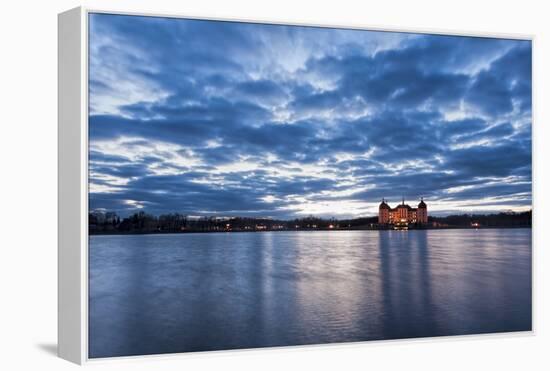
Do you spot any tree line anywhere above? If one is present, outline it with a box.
[89,210,531,234]
[429,211,532,227]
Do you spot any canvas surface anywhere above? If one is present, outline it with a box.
[87,13,532,358]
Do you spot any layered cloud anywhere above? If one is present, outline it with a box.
[88,13,532,218]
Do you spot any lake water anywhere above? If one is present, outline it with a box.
[89,229,531,358]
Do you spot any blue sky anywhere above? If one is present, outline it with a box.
[88,13,532,218]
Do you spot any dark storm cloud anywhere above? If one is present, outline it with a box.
[444,141,531,178]
[88,13,532,217]
[233,80,290,105]
[465,44,532,115]
[300,35,530,116]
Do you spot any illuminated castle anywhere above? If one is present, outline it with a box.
[378,198,428,225]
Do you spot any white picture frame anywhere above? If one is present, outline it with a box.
[58,7,533,365]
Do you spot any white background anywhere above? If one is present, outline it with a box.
[0,0,548,369]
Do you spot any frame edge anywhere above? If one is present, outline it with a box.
[58,6,86,365]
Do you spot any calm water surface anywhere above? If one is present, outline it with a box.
[89,229,531,358]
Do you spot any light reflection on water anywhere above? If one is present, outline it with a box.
[89,229,531,358]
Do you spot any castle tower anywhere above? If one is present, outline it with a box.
[417,197,428,224]
[378,198,390,224]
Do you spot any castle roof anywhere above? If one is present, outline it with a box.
[379,199,390,209]
[380,198,425,211]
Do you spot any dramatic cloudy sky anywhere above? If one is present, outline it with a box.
[88,13,532,218]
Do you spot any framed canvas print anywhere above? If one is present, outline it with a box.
[58,7,533,364]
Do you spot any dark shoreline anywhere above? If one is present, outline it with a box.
[89,225,532,236]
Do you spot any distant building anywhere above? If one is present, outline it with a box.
[378,198,428,225]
